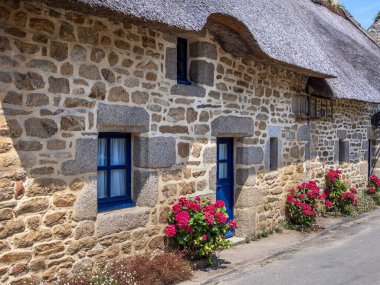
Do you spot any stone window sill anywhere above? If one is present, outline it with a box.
[96,206,150,237]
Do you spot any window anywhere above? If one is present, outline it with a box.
[97,133,134,211]
[338,139,349,165]
[177,37,190,84]
[292,94,333,119]
[269,138,278,171]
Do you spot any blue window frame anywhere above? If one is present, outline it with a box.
[97,133,134,211]
[177,37,191,85]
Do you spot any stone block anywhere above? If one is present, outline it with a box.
[133,136,176,168]
[209,166,217,191]
[25,118,57,138]
[97,103,149,133]
[165,47,176,80]
[15,198,49,216]
[26,93,49,107]
[236,168,256,186]
[203,146,216,164]
[236,147,264,165]
[134,170,158,207]
[48,76,70,94]
[26,178,66,196]
[190,42,217,60]
[60,115,85,131]
[297,125,311,141]
[73,177,97,221]
[211,116,254,137]
[337,129,347,140]
[235,208,257,238]
[189,60,214,86]
[235,187,262,208]
[170,84,206,97]
[268,125,281,137]
[96,207,150,237]
[61,138,97,175]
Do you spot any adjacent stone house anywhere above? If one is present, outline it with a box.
[0,0,379,283]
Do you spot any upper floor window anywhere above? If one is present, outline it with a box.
[97,133,134,211]
[292,94,333,119]
[177,37,190,85]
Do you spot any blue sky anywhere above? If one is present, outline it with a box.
[340,0,380,29]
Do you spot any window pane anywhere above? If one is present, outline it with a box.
[219,144,228,160]
[98,138,107,166]
[110,169,127,197]
[110,138,126,165]
[218,162,228,179]
[97,171,107,198]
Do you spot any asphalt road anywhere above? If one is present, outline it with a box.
[216,213,380,285]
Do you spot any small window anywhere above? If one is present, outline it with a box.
[338,139,349,165]
[97,133,134,211]
[270,138,279,171]
[177,37,190,84]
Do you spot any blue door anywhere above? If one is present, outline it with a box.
[216,138,234,238]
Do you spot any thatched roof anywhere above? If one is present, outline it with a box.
[38,0,380,103]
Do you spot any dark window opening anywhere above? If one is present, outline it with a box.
[292,94,333,119]
[338,139,349,165]
[97,133,134,211]
[177,37,190,85]
[270,138,279,171]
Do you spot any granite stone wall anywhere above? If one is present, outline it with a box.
[0,1,379,283]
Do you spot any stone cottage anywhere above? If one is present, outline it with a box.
[0,0,379,283]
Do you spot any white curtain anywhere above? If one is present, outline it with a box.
[110,138,126,197]
[98,138,107,166]
[97,171,107,198]
[111,170,126,197]
[111,138,126,165]
[97,138,107,198]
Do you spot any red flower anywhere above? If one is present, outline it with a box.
[178,197,187,205]
[290,188,295,195]
[204,205,216,215]
[186,201,202,212]
[172,203,182,214]
[215,212,227,223]
[202,234,207,240]
[228,220,238,229]
[215,200,225,208]
[369,187,376,194]
[325,200,333,209]
[204,212,214,225]
[194,196,201,202]
[175,211,190,228]
[349,188,357,194]
[165,225,177,237]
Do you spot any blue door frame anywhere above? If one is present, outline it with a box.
[216,138,234,238]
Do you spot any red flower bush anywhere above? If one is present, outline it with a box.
[367,175,380,195]
[324,168,358,215]
[286,181,325,227]
[165,196,237,259]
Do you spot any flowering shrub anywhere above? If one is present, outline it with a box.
[324,168,358,215]
[286,181,325,227]
[367,175,380,195]
[165,196,238,260]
